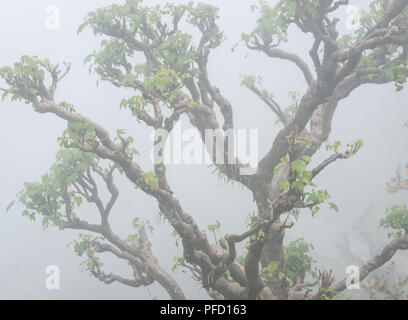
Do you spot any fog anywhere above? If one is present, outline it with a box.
[0,0,407,299]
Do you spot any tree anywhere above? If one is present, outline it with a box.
[1,0,408,300]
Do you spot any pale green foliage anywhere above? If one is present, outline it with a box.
[171,229,181,248]
[59,101,76,112]
[155,32,196,73]
[120,95,149,121]
[126,218,153,246]
[274,155,332,216]
[207,220,222,244]
[260,238,315,286]
[242,212,265,250]
[144,67,184,96]
[0,56,47,105]
[382,61,408,92]
[362,262,408,300]
[338,1,391,49]
[337,1,408,91]
[84,38,134,78]
[243,0,319,47]
[284,238,315,284]
[58,119,97,150]
[172,256,186,273]
[282,91,300,123]
[341,0,402,47]
[380,204,408,238]
[77,0,227,125]
[79,0,224,95]
[236,252,247,267]
[240,75,261,89]
[261,261,280,281]
[207,220,221,233]
[0,56,72,106]
[143,172,159,189]
[69,234,103,273]
[114,128,139,157]
[14,149,98,230]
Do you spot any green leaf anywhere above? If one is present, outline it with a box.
[6,200,15,212]
[291,160,307,175]
[74,196,83,207]
[280,180,290,191]
[329,202,339,213]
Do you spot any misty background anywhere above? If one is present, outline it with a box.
[0,0,407,299]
